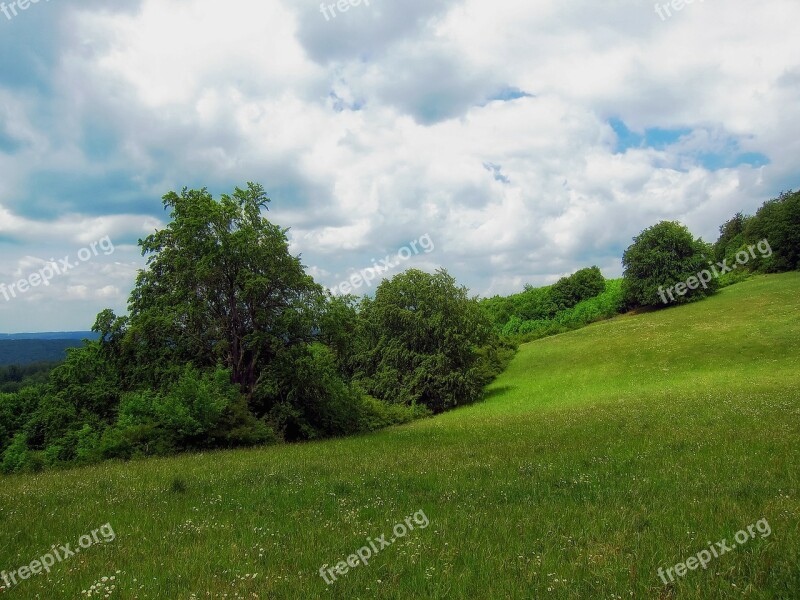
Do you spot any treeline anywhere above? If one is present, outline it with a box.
[0,339,85,367]
[0,362,58,393]
[622,189,800,307]
[1,185,797,474]
[713,190,800,272]
[482,189,800,338]
[480,267,625,342]
[0,184,513,474]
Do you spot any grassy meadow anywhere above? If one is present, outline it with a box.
[1,273,798,599]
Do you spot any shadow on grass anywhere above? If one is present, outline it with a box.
[481,386,514,401]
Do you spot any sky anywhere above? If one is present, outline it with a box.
[0,0,799,332]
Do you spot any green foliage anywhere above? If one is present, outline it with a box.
[550,266,606,311]
[0,361,58,393]
[711,190,799,282]
[356,395,432,433]
[622,221,717,307]
[112,367,276,455]
[23,393,78,451]
[743,190,800,272]
[49,343,122,420]
[713,212,750,263]
[0,387,39,457]
[356,269,497,413]
[482,266,621,344]
[500,279,625,342]
[1,432,30,474]
[499,315,524,337]
[261,344,366,441]
[74,424,102,464]
[514,285,558,321]
[317,294,362,377]
[555,279,624,326]
[158,367,230,440]
[126,183,324,393]
[472,338,518,385]
[482,266,610,337]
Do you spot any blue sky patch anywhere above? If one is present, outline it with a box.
[609,118,770,170]
[483,162,510,184]
[609,118,692,152]
[481,87,534,106]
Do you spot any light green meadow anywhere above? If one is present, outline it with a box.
[1,273,798,599]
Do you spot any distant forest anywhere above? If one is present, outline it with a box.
[0,362,57,393]
[0,340,87,367]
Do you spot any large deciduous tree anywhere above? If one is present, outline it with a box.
[124,183,323,395]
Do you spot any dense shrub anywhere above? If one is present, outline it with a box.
[713,213,749,263]
[356,396,432,432]
[112,367,275,453]
[1,433,30,474]
[472,338,518,385]
[743,190,800,272]
[0,387,39,457]
[482,266,609,334]
[23,393,78,451]
[516,286,558,321]
[622,221,717,308]
[550,266,606,311]
[356,269,498,413]
[262,344,366,441]
[500,279,624,342]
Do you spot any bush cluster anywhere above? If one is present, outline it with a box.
[0,185,508,474]
[481,266,614,340]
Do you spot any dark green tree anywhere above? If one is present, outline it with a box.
[744,190,800,272]
[713,212,749,262]
[550,266,606,311]
[622,221,717,307]
[355,269,497,413]
[125,183,323,395]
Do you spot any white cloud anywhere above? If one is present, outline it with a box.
[1,0,800,329]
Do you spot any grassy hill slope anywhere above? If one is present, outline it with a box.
[1,273,798,599]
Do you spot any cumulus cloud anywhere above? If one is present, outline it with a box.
[0,0,799,330]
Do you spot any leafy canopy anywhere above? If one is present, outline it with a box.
[622,221,717,307]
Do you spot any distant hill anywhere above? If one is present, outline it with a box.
[0,331,97,341]
[0,332,98,366]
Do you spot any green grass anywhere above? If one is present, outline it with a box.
[1,273,799,599]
